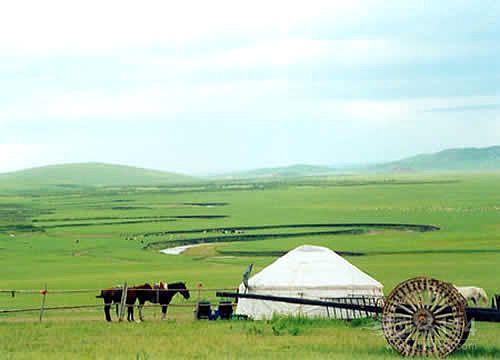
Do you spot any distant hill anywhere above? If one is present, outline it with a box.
[376,146,500,172]
[216,146,500,179]
[0,163,195,188]
[218,164,335,179]
[2,146,498,190]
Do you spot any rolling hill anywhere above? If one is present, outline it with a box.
[217,146,500,178]
[2,146,498,189]
[376,146,500,172]
[217,164,336,179]
[0,163,195,188]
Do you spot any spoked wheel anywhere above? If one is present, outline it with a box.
[382,277,467,357]
[458,313,471,348]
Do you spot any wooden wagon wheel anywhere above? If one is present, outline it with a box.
[382,277,467,357]
[458,312,471,347]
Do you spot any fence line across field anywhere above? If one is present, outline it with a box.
[1,301,227,315]
[2,284,383,322]
[2,287,382,294]
[0,287,239,295]
[0,283,238,321]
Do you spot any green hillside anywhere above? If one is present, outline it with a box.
[0,162,195,188]
[218,164,335,179]
[377,146,500,172]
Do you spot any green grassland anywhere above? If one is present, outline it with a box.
[0,172,499,359]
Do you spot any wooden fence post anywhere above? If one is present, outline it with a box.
[39,284,48,323]
[194,282,202,319]
[197,283,202,303]
[118,282,128,322]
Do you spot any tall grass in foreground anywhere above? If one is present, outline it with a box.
[1,319,499,359]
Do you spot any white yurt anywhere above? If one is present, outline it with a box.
[235,245,383,319]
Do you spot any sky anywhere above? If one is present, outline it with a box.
[0,0,499,174]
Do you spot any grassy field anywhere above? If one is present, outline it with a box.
[1,173,499,359]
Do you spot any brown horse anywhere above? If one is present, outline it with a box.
[96,284,151,322]
[135,282,190,321]
[97,282,190,322]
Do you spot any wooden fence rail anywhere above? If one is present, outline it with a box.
[1,302,229,315]
[0,288,237,294]
[0,283,237,322]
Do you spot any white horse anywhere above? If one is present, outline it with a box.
[454,286,489,306]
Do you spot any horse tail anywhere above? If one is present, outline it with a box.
[96,290,105,298]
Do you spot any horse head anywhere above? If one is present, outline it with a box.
[168,282,190,300]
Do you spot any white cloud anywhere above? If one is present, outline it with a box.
[317,95,500,126]
[117,38,332,74]
[0,1,366,55]
[0,79,291,122]
[2,85,497,125]
[209,38,331,67]
[0,144,51,173]
[202,38,408,68]
[418,96,500,112]
[118,35,465,78]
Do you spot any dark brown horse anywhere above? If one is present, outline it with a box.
[135,282,190,321]
[97,282,190,322]
[96,284,151,322]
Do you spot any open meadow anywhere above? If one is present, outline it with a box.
[1,173,499,359]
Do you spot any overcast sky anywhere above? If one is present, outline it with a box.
[1,0,499,174]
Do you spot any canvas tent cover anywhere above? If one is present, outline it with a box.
[236,245,383,319]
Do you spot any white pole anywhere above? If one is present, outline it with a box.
[118,282,128,322]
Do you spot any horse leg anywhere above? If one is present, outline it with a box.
[138,305,144,322]
[161,305,168,320]
[139,301,145,322]
[115,304,119,317]
[104,305,112,322]
[128,305,134,322]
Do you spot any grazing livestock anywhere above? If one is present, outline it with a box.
[97,282,190,322]
[96,284,151,322]
[455,286,489,306]
[136,282,190,321]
